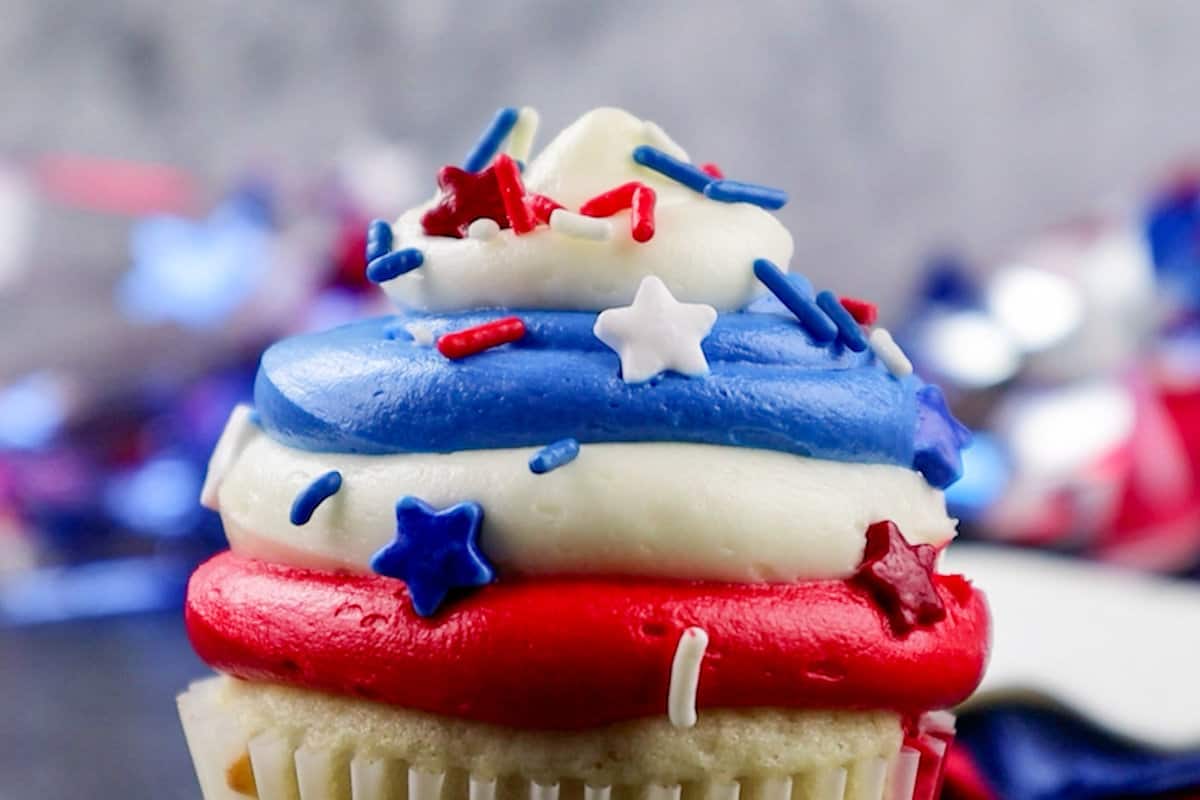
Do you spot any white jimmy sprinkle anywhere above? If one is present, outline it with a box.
[667,626,709,727]
[466,217,501,240]
[549,209,613,241]
[870,327,913,378]
[505,106,541,164]
[404,322,436,347]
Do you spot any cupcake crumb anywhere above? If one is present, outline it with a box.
[225,750,258,797]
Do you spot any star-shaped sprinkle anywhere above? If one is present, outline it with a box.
[852,520,946,636]
[593,276,717,384]
[369,496,494,617]
[420,165,510,238]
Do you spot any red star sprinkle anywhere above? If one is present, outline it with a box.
[839,296,878,327]
[852,520,946,636]
[420,164,511,238]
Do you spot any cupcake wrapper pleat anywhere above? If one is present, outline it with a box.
[179,678,951,800]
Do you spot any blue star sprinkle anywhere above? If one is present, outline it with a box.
[369,496,495,617]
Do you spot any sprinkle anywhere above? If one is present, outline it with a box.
[365,219,393,263]
[703,179,788,210]
[816,290,869,352]
[668,627,708,727]
[752,258,838,343]
[549,209,613,241]
[463,107,520,173]
[851,520,944,635]
[579,181,639,217]
[699,162,725,179]
[289,471,343,526]
[437,316,526,359]
[370,497,493,617]
[492,155,536,234]
[594,276,717,383]
[840,296,878,326]
[631,185,656,242]
[367,248,424,283]
[632,146,713,193]
[200,404,257,512]
[505,106,540,164]
[466,218,500,240]
[527,193,564,225]
[870,327,913,378]
[404,322,435,346]
[529,438,580,474]
[421,165,509,238]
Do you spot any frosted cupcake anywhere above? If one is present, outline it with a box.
[180,107,988,800]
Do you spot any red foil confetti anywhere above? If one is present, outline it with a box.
[631,184,657,242]
[437,317,527,360]
[840,296,879,327]
[492,154,536,234]
[579,181,640,217]
[699,162,725,179]
[420,165,509,238]
[852,520,946,636]
[526,193,564,225]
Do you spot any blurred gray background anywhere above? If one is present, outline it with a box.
[5,1,1200,796]
[6,0,1200,308]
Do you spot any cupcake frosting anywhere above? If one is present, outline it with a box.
[381,108,793,312]
[189,105,988,732]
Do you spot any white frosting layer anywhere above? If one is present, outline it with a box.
[381,108,794,312]
[211,425,957,583]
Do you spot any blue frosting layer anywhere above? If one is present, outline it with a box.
[253,307,968,487]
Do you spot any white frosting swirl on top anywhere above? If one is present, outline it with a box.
[208,423,957,584]
[380,108,794,312]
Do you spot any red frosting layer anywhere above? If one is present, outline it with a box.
[187,552,990,731]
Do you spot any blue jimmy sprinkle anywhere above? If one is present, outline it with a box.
[529,438,581,474]
[365,219,394,263]
[752,258,838,343]
[463,107,520,173]
[815,290,869,352]
[632,145,714,193]
[704,179,788,210]
[289,470,343,526]
[367,248,424,283]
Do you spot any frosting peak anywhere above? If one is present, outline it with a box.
[380,108,794,312]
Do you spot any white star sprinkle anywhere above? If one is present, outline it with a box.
[593,276,717,383]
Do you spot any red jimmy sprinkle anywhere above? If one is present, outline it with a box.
[840,297,879,327]
[492,155,536,234]
[437,317,527,360]
[631,184,656,242]
[699,162,725,179]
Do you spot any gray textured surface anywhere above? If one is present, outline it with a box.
[5,2,1200,796]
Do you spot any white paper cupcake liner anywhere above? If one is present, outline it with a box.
[179,678,954,800]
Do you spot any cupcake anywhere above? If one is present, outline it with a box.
[179,106,989,800]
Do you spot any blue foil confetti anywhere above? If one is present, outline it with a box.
[463,107,520,173]
[529,438,581,474]
[289,471,343,526]
[752,258,838,343]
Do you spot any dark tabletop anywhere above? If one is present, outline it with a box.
[0,612,205,799]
